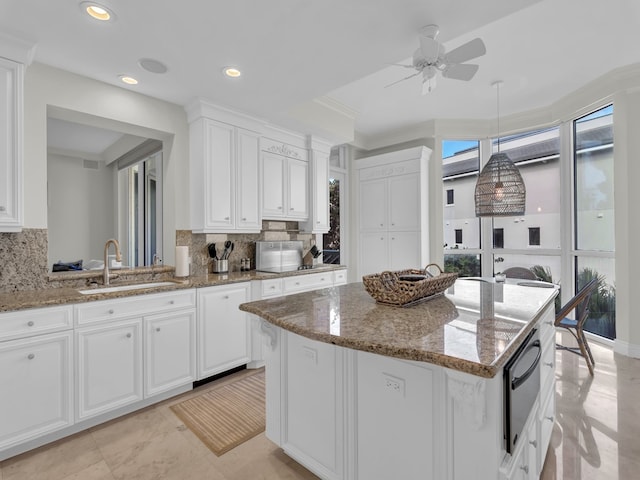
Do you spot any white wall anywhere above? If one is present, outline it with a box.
[24,63,189,265]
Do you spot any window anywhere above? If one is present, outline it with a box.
[574,104,615,339]
[323,177,341,264]
[446,189,454,205]
[528,227,540,246]
[493,228,504,249]
[455,229,463,244]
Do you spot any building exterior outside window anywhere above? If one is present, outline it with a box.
[528,227,541,246]
[493,228,504,249]
[446,189,454,205]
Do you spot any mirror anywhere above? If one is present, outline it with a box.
[47,110,164,271]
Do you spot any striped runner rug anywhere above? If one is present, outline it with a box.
[170,370,265,456]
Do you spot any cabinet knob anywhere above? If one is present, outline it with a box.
[225,217,230,220]
[223,295,229,299]
[169,300,175,304]
[27,321,34,327]
[242,217,247,221]
[290,207,294,210]
[126,333,132,338]
[391,237,395,240]
[156,327,161,332]
[380,237,384,240]
[545,320,553,326]
[529,440,538,448]
[520,465,529,474]
[295,282,300,285]
[108,309,115,314]
[277,206,282,210]
[544,361,554,368]
[270,286,276,289]
[321,278,326,281]
[27,353,35,360]
[546,416,554,422]
[0,206,5,212]
[380,223,383,227]
[391,223,395,226]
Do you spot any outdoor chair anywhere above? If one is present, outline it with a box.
[555,278,599,375]
[502,266,538,280]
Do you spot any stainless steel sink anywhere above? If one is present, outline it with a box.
[78,281,178,295]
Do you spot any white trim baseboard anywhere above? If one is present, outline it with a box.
[613,339,640,359]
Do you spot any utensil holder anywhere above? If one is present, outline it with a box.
[212,259,228,273]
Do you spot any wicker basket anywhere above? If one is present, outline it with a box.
[362,263,458,307]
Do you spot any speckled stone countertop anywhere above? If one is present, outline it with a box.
[239,279,558,378]
[0,265,346,313]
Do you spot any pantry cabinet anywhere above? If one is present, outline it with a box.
[301,149,330,233]
[356,146,431,278]
[189,117,261,233]
[0,56,24,232]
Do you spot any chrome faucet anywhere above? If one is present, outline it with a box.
[103,238,122,286]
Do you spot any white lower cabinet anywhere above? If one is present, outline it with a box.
[284,332,344,480]
[144,309,196,397]
[356,351,435,480]
[0,330,73,450]
[197,282,250,379]
[76,319,143,420]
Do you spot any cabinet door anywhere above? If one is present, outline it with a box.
[262,152,285,217]
[389,231,421,270]
[359,232,389,277]
[359,178,387,231]
[0,331,73,450]
[389,174,420,231]
[356,351,435,480]
[308,152,329,232]
[204,119,235,229]
[76,319,143,420]
[288,158,308,218]
[236,128,261,231]
[0,57,23,232]
[144,309,196,397]
[197,283,250,379]
[285,332,343,478]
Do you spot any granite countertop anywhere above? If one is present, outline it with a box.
[0,264,346,313]
[239,279,558,378]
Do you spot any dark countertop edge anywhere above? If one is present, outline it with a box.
[0,265,347,313]
[239,285,558,379]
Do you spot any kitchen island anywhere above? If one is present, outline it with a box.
[240,279,558,480]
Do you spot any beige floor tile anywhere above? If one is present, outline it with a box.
[1,431,103,480]
[60,460,115,480]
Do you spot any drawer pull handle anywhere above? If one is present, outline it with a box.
[156,327,161,332]
[27,353,35,360]
[108,309,115,314]
[27,321,34,327]
[126,333,132,338]
[520,465,529,474]
[529,440,538,448]
[544,361,554,368]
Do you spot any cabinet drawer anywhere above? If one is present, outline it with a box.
[333,270,347,286]
[261,278,283,298]
[283,272,332,293]
[0,306,73,342]
[75,290,196,326]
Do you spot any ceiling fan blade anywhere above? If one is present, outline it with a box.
[444,38,486,65]
[419,36,440,62]
[387,63,415,69]
[384,72,421,88]
[442,63,479,81]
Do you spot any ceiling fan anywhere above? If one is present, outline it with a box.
[387,25,486,94]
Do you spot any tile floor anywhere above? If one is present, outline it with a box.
[1,334,638,480]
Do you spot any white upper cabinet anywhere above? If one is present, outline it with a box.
[301,149,330,233]
[0,56,25,232]
[261,139,309,221]
[189,115,261,233]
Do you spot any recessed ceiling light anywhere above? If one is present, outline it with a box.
[223,67,242,78]
[138,58,168,74]
[119,75,138,85]
[80,2,115,21]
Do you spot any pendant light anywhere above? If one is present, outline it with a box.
[474,81,526,217]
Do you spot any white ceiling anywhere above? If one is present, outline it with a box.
[2,0,640,148]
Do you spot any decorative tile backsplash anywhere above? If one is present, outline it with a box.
[0,222,317,293]
[180,220,315,277]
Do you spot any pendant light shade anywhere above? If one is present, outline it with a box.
[474,81,526,217]
[474,152,526,216]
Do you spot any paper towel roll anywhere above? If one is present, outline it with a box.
[175,246,189,277]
